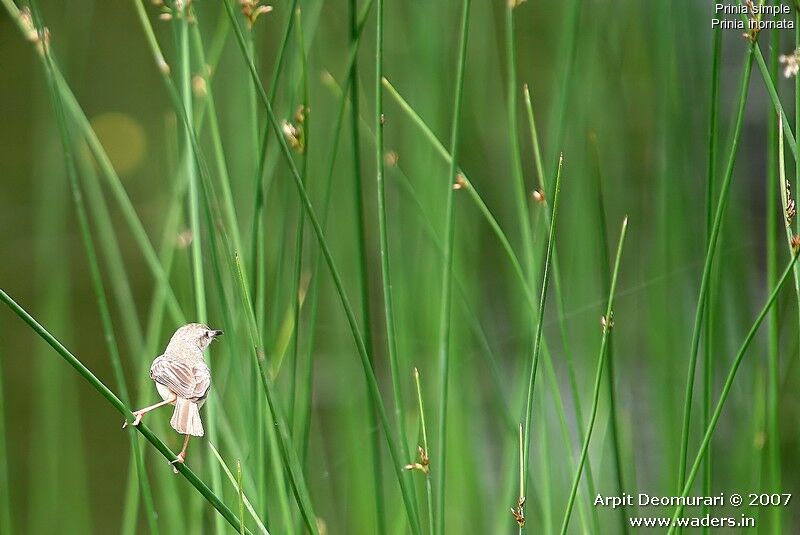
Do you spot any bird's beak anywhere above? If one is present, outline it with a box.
[211,330,223,338]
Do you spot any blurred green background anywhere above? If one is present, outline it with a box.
[1,0,799,533]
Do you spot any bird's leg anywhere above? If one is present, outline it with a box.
[123,393,177,428]
[170,434,191,473]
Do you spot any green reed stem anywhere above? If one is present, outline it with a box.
[588,132,627,534]
[560,217,629,534]
[521,156,563,520]
[677,43,754,491]
[223,1,421,531]
[413,368,435,534]
[375,0,419,529]
[207,443,270,535]
[34,12,159,533]
[668,251,800,532]
[434,1,472,533]
[765,19,782,535]
[702,25,722,531]
[0,289,252,534]
[352,0,389,530]
[232,253,313,534]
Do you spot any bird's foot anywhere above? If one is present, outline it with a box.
[122,411,144,429]
[170,452,186,474]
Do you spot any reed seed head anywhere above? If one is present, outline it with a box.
[780,48,800,78]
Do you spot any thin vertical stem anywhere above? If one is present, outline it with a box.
[702,25,722,532]
[232,254,313,534]
[251,0,299,333]
[589,133,627,533]
[546,0,582,179]
[238,459,246,535]
[677,43,755,491]
[505,6,534,278]
[350,0,388,530]
[765,16,781,535]
[33,10,159,533]
[177,8,226,534]
[434,1,472,532]
[289,4,309,430]
[375,0,419,529]
[517,424,524,535]
[668,252,800,533]
[525,83,601,533]
[560,217,629,534]
[413,368,434,534]
[521,157,563,522]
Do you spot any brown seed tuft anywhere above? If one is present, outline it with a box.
[511,496,526,527]
[601,312,614,333]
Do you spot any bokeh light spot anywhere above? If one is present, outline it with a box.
[89,112,146,175]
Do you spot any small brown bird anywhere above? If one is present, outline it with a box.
[123,323,222,468]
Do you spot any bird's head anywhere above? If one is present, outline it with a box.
[170,322,223,351]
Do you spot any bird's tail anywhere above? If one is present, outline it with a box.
[170,398,204,437]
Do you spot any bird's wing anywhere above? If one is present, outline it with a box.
[150,355,211,401]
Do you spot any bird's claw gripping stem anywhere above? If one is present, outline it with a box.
[122,411,144,429]
[170,452,185,474]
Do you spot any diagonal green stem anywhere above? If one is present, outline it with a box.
[222,1,421,531]
[0,289,252,534]
[702,25,722,532]
[524,83,601,532]
[521,157,563,518]
[588,132,627,534]
[668,251,800,532]
[677,43,754,491]
[207,443,270,535]
[730,2,798,163]
[232,254,316,534]
[560,217,629,534]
